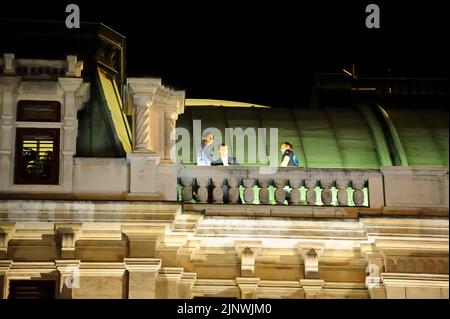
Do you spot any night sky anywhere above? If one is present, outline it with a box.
[0,0,448,107]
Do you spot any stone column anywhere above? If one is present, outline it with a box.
[164,109,178,162]
[127,78,184,200]
[133,95,154,152]
[55,260,80,299]
[0,77,20,191]
[124,258,161,299]
[58,77,84,193]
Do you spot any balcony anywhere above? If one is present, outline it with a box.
[177,165,448,218]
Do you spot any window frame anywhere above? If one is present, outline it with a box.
[14,127,60,185]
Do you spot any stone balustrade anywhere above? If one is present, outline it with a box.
[1,53,83,78]
[178,166,382,207]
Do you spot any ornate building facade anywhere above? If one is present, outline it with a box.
[0,23,448,299]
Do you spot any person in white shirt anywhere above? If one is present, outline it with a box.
[197,132,214,166]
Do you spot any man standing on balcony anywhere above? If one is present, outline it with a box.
[280,142,300,167]
[212,143,239,166]
[197,132,215,166]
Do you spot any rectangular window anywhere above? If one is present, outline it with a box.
[8,280,56,299]
[17,100,61,122]
[14,128,60,185]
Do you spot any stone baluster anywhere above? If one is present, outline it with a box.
[352,180,365,206]
[289,179,302,205]
[274,179,287,205]
[320,180,333,206]
[336,179,349,206]
[227,177,240,204]
[181,178,193,203]
[211,178,224,204]
[196,178,209,203]
[305,180,318,205]
[242,179,255,204]
[258,179,270,205]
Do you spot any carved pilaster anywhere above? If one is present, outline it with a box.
[164,110,178,161]
[55,223,82,259]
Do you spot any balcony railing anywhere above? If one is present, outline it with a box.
[178,166,383,207]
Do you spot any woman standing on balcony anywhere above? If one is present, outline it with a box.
[280,142,300,167]
[197,132,215,166]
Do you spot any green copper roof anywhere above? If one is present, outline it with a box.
[175,103,448,168]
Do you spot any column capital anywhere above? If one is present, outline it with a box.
[54,223,82,259]
[65,55,83,77]
[127,77,162,95]
[0,260,13,272]
[300,279,324,299]
[236,277,260,299]
[2,53,15,74]
[124,258,162,272]
[153,86,185,115]
[58,77,83,92]
[55,260,81,271]
[0,76,21,90]
[158,267,184,280]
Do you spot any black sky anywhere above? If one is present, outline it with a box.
[0,0,448,107]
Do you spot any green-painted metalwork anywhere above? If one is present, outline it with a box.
[357,103,393,167]
[376,105,409,166]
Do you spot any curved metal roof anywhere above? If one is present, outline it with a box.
[176,101,448,168]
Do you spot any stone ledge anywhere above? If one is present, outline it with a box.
[184,204,448,218]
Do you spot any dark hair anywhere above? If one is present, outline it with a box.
[282,142,293,149]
